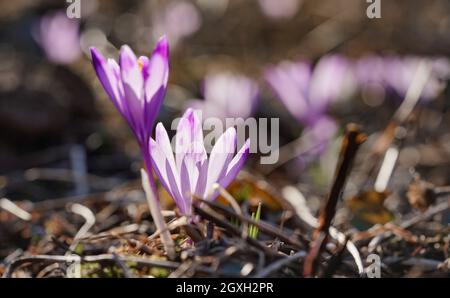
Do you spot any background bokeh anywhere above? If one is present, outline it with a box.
[0,0,449,206]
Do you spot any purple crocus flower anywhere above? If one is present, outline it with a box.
[188,72,259,121]
[90,37,175,257]
[34,11,81,65]
[265,55,353,127]
[354,55,387,89]
[90,36,169,156]
[149,108,250,215]
[265,56,353,165]
[257,0,303,20]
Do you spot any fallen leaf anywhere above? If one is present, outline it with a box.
[347,190,394,230]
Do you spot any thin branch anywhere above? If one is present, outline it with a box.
[253,250,306,278]
[0,198,32,221]
[213,183,249,238]
[193,204,278,256]
[304,124,366,277]
[112,252,134,278]
[196,198,306,249]
[66,203,96,254]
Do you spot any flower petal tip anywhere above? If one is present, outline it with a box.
[157,35,169,46]
[120,45,139,65]
[155,35,170,57]
[90,47,103,63]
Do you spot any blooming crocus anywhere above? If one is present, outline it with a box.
[265,56,353,166]
[34,11,81,65]
[149,108,250,215]
[90,37,175,258]
[90,36,169,157]
[188,72,259,121]
[265,55,354,127]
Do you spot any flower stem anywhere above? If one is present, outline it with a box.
[140,168,176,260]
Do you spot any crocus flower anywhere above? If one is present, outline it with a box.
[152,1,202,48]
[265,55,354,127]
[257,0,303,20]
[188,72,259,121]
[265,56,353,166]
[90,37,175,257]
[354,55,387,90]
[34,11,81,65]
[149,108,250,215]
[90,36,169,156]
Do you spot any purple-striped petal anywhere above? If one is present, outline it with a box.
[149,132,186,214]
[90,48,123,112]
[144,36,169,102]
[179,159,192,214]
[218,138,251,190]
[155,123,178,174]
[149,138,173,194]
[120,45,144,102]
[165,159,188,214]
[175,109,207,168]
[204,127,236,198]
[119,45,145,142]
[149,123,179,199]
[175,109,207,194]
[207,139,251,201]
[194,159,208,198]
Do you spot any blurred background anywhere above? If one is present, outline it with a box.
[0,0,449,212]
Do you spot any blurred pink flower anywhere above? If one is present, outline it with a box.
[152,1,202,47]
[265,55,354,167]
[354,55,387,89]
[431,57,450,80]
[34,11,81,65]
[294,115,338,168]
[265,55,354,126]
[306,115,338,155]
[257,0,303,20]
[188,72,259,120]
[383,56,449,100]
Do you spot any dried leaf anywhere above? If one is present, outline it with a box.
[347,190,394,229]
